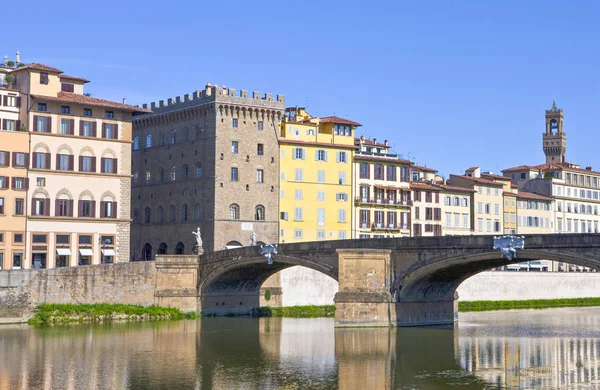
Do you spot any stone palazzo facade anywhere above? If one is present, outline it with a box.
[131,84,284,258]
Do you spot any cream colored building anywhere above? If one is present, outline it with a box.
[0,61,149,269]
[440,184,473,235]
[353,136,412,238]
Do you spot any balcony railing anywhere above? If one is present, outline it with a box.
[355,197,413,207]
[370,223,410,231]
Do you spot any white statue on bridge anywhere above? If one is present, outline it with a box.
[250,230,257,246]
[260,244,278,265]
[192,227,203,254]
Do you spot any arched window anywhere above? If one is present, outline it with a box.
[183,127,189,142]
[133,170,139,184]
[194,204,201,220]
[195,163,202,178]
[175,242,184,254]
[159,132,165,146]
[255,204,265,221]
[170,166,176,181]
[157,206,164,223]
[158,168,164,183]
[145,169,151,183]
[158,242,168,254]
[169,205,176,222]
[146,134,152,148]
[182,164,189,180]
[142,243,152,261]
[171,130,176,144]
[144,207,151,223]
[181,204,188,221]
[133,136,139,150]
[229,203,240,220]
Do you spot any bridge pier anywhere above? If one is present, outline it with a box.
[334,249,392,327]
[393,300,457,327]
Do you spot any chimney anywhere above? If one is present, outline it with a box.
[586,166,593,171]
[122,98,127,104]
[384,139,388,146]
[15,50,20,64]
[373,138,377,144]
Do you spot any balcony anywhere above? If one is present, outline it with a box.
[370,223,410,232]
[354,197,413,208]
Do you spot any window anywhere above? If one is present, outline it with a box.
[159,132,165,146]
[145,170,151,182]
[13,253,22,269]
[80,156,92,172]
[338,231,347,239]
[0,151,7,167]
[485,203,491,214]
[318,170,325,183]
[317,208,325,226]
[61,105,70,114]
[257,144,264,156]
[338,209,346,222]
[295,168,303,181]
[101,157,115,174]
[317,191,325,201]
[101,201,116,218]
[104,123,116,139]
[146,134,152,148]
[13,177,25,190]
[294,229,303,239]
[444,196,451,206]
[232,141,239,154]
[57,199,70,217]
[446,213,452,227]
[194,204,201,220]
[258,121,263,130]
[14,199,23,215]
[83,108,92,117]
[294,207,303,221]
[60,119,70,135]
[3,119,16,131]
[0,176,5,188]
[133,137,139,150]
[317,230,325,240]
[170,166,176,181]
[157,207,164,223]
[232,118,238,128]
[61,83,74,92]
[494,204,499,215]
[231,167,239,181]
[14,152,26,168]
[336,193,348,202]
[336,151,348,163]
[374,164,384,180]
[463,214,469,228]
[35,116,47,132]
[386,165,396,181]
[453,197,460,206]
[81,121,93,137]
[181,204,188,221]
[195,164,202,178]
[338,171,346,185]
[171,130,176,144]
[32,198,46,216]
[80,200,92,217]
[182,165,189,180]
[293,148,306,160]
[360,162,369,179]
[295,189,303,200]
[105,111,114,119]
[38,103,47,111]
[256,169,264,183]
[229,204,240,219]
[255,205,265,220]
[0,197,3,214]
[157,168,164,183]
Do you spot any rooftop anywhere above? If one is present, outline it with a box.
[517,191,553,201]
[319,116,361,126]
[354,153,413,165]
[11,63,63,73]
[31,92,152,113]
[449,174,504,187]
[411,165,437,173]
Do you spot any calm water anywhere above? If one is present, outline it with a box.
[1,308,600,389]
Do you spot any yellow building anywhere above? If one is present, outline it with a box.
[480,173,517,234]
[279,108,357,242]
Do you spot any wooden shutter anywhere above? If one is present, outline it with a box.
[2,96,6,106]
[23,178,29,190]
[12,152,16,167]
[46,116,52,133]
[100,157,106,173]
[91,157,96,172]
[15,120,20,130]
[92,122,97,137]
[44,199,50,216]
[69,119,75,135]
[435,192,440,203]
[79,120,84,136]
[78,200,83,217]
[113,124,118,139]
[112,158,118,174]
[32,152,38,168]
[100,201,105,218]
[2,119,6,130]
[68,155,74,171]
[45,153,51,169]
[91,201,96,218]
[367,210,371,226]
[68,200,73,217]
[23,153,29,168]
[78,156,83,172]
[31,198,36,215]
[55,199,60,216]
[111,202,117,218]
[11,177,15,189]
[102,123,106,138]
[56,154,61,170]
[15,97,21,107]
[33,115,38,132]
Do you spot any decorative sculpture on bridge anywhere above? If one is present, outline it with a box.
[260,244,278,265]
[192,227,204,254]
[250,231,257,246]
[493,235,525,261]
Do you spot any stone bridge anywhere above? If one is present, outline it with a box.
[198,234,600,327]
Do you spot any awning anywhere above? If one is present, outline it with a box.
[225,245,242,250]
[529,261,544,269]
[79,248,93,256]
[506,264,521,270]
[101,249,115,256]
[56,248,71,256]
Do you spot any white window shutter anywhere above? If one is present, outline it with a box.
[292,148,297,159]
[324,150,328,161]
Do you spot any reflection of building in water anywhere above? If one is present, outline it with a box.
[458,336,600,388]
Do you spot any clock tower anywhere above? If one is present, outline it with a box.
[543,100,566,165]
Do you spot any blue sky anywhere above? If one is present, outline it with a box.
[5,1,600,177]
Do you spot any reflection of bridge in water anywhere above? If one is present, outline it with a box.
[1,314,599,389]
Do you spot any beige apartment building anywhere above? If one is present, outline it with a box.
[353,136,412,238]
[410,182,443,236]
[440,184,473,235]
[0,60,148,269]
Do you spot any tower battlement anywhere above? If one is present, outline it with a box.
[138,83,285,115]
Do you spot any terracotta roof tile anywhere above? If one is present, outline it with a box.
[481,173,511,181]
[511,183,518,188]
[502,164,535,173]
[31,92,152,113]
[59,74,90,83]
[12,63,63,73]
[439,184,476,193]
[411,165,437,173]
[465,167,479,172]
[354,154,413,164]
[410,182,442,191]
[517,191,553,201]
[319,116,361,126]
[449,174,504,186]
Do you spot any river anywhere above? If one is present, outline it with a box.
[0,307,599,389]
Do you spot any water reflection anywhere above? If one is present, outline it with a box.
[0,308,598,389]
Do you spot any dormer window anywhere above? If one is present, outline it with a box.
[61,106,70,114]
[37,103,47,112]
[61,83,74,92]
[40,72,49,85]
[83,108,92,117]
[105,111,114,119]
